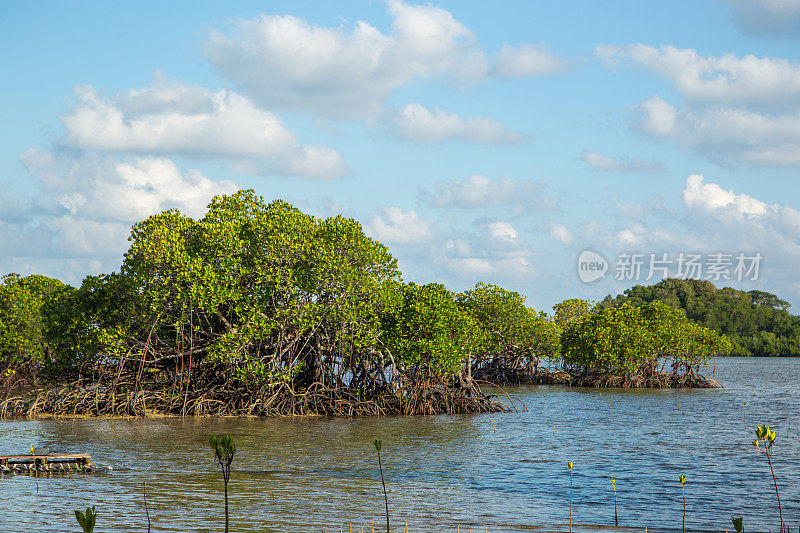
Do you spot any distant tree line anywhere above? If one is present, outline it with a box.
[0,191,734,416]
[597,278,800,356]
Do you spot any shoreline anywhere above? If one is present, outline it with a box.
[476,368,720,389]
[0,370,719,420]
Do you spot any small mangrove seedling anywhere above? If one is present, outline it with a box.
[731,516,743,533]
[611,477,618,526]
[143,481,151,533]
[679,474,686,533]
[374,439,390,533]
[30,444,38,495]
[209,434,236,533]
[754,424,784,531]
[74,506,97,533]
[568,461,573,533]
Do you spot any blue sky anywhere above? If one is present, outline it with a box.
[3,0,800,312]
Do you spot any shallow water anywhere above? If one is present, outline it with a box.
[1,357,798,532]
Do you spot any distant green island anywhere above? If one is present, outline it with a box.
[598,278,800,356]
[0,191,793,419]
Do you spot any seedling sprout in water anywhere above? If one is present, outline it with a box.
[209,434,236,533]
[753,424,784,531]
[374,439,390,533]
[679,474,686,533]
[611,477,617,526]
[568,461,573,533]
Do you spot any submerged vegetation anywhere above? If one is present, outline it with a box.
[0,191,735,418]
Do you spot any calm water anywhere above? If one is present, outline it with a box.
[1,357,798,532]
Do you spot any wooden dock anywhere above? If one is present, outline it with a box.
[0,453,94,474]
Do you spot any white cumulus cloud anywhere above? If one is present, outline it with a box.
[366,206,433,245]
[605,175,800,301]
[600,44,800,166]
[435,226,534,280]
[492,44,569,77]
[682,174,770,218]
[363,209,538,285]
[60,81,346,179]
[633,96,678,138]
[632,97,800,165]
[581,150,664,172]
[204,1,488,118]
[723,0,800,37]
[549,223,573,243]
[597,44,800,108]
[6,148,239,264]
[420,174,556,211]
[389,103,523,144]
[488,221,518,243]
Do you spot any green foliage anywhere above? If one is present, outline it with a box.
[755,424,776,444]
[611,477,618,526]
[731,516,743,533]
[457,283,560,369]
[679,473,687,533]
[210,434,236,467]
[41,273,135,379]
[74,506,97,533]
[553,298,592,328]
[115,190,401,387]
[561,301,732,373]
[0,273,67,371]
[210,434,236,533]
[753,424,785,530]
[567,459,574,532]
[381,282,478,377]
[598,278,800,356]
[5,189,768,404]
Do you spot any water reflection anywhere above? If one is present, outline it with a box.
[1,357,798,532]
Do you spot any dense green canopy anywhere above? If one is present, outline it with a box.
[0,191,776,414]
[561,301,732,374]
[0,274,66,367]
[456,283,559,378]
[107,191,403,390]
[382,282,480,377]
[598,278,800,356]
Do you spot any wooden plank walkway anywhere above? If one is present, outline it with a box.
[0,453,94,473]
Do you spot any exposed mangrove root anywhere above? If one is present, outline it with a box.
[565,370,719,388]
[473,367,720,389]
[0,378,507,419]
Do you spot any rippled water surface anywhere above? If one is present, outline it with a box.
[1,357,798,532]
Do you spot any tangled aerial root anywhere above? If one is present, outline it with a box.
[0,364,717,420]
[0,379,510,419]
[474,368,719,389]
[565,370,718,388]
